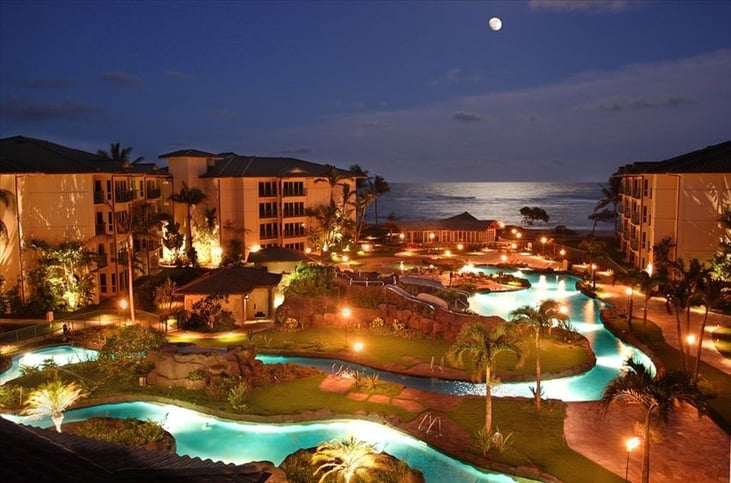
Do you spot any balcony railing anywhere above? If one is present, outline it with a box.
[146,188,161,200]
[282,188,307,197]
[259,232,279,240]
[115,190,135,203]
[94,190,105,204]
[95,223,106,236]
[283,210,305,218]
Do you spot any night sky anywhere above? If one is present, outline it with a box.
[1,0,730,182]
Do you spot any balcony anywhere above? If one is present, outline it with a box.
[283,210,305,218]
[94,190,105,204]
[146,188,161,200]
[259,231,279,240]
[283,231,306,238]
[95,223,106,236]
[115,189,134,203]
[282,188,307,197]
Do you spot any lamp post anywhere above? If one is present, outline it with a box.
[686,333,696,373]
[341,307,351,348]
[119,298,129,326]
[559,248,566,260]
[591,264,597,290]
[540,236,547,257]
[429,232,435,254]
[625,287,634,329]
[353,341,363,362]
[625,436,640,482]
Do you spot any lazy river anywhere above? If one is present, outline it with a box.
[3,401,525,482]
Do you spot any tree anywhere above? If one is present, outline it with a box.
[591,176,621,233]
[519,206,550,226]
[369,175,390,228]
[315,164,350,209]
[312,436,389,483]
[168,182,207,265]
[23,379,87,432]
[623,268,658,325]
[664,258,704,372]
[97,142,143,166]
[0,188,15,242]
[446,323,521,433]
[693,269,728,379]
[601,358,708,483]
[712,209,731,280]
[510,300,567,410]
[578,237,607,290]
[161,221,184,264]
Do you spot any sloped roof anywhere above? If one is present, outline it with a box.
[616,140,731,175]
[0,417,270,482]
[247,246,310,264]
[158,149,219,158]
[176,265,282,295]
[201,153,356,179]
[395,212,499,231]
[0,136,166,175]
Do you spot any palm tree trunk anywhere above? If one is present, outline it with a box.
[52,412,64,433]
[185,205,193,252]
[695,307,710,379]
[675,308,687,372]
[535,331,542,411]
[641,407,654,483]
[485,364,493,433]
[127,234,136,325]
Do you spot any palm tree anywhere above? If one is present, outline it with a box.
[447,323,521,433]
[23,379,87,432]
[369,175,390,228]
[693,270,728,379]
[0,188,15,242]
[315,164,349,209]
[510,300,567,410]
[592,176,621,234]
[168,182,207,264]
[312,435,389,483]
[97,142,143,166]
[601,358,707,483]
[578,237,607,290]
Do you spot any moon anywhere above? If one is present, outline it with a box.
[489,17,502,31]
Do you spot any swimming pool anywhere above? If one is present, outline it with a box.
[2,401,527,482]
[0,345,99,385]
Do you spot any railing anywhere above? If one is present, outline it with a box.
[94,190,105,204]
[417,413,442,436]
[95,223,106,236]
[146,188,161,200]
[115,190,135,203]
[282,188,307,197]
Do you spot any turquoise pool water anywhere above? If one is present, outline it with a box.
[2,402,525,482]
[0,345,98,385]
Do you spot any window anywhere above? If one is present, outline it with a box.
[283,202,305,217]
[258,181,277,197]
[100,274,107,293]
[259,222,279,240]
[259,202,278,219]
[284,222,306,238]
[283,181,304,197]
[284,242,304,251]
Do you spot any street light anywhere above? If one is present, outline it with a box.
[341,307,351,347]
[686,333,696,371]
[540,236,547,257]
[591,264,597,290]
[625,287,634,329]
[625,436,640,482]
[119,298,129,326]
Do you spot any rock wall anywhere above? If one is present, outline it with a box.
[147,344,266,389]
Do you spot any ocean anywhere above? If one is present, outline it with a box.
[365,182,605,231]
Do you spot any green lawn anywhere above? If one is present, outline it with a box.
[442,397,623,483]
[167,327,594,381]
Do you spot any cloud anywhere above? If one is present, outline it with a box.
[430,68,482,86]
[453,111,483,123]
[258,49,731,182]
[164,70,193,80]
[0,95,103,121]
[579,95,695,112]
[529,0,630,13]
[17,78,74,89]
[98,71,144,87]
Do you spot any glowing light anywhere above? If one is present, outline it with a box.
[625,287,633,296]
[645,263,653,276]
[342,255,349,263]
[444,250,452,257]
[305,247,312,254]
[626,436,640,452]
[457,243,464,251]
[500,254,507,262]
[119,298,128,310]
[686,334,696,345]
[341,307,351,318]
[399,233,405,240]
[250,245,261,253]
[489,16,502,31]
[560,249,566,257]
[353,342,364,353]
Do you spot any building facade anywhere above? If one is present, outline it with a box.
[159,150,359,260]
[615,141,731,270]
[0,136,172,306]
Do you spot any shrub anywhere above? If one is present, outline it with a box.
[370,316,385,329]
[98,325,166,362]
[473,426,515,456]
[187,369,206,381]
[228,380,250,412]
[75,417,169,449]
[280,317,301,332]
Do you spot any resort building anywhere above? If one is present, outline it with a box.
[394,212,500,250]
[614,140,731,270]
[0,136,359,307]
[0,136,172,306]
[159,150,359,262]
